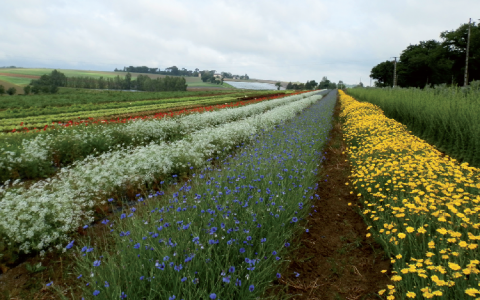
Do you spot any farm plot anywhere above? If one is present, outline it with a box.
[339,90,480,299]
[0,90,286,132]
[70,90,336,299]
[0,92,311,182]
[0,91,327,260]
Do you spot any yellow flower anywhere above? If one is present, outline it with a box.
[387,296,395,300]
[418,227,427,234]
[428,240,435,249]
[406,227,414,233]
[396,254,402,259]
[381,270,387,273]
[378,289,386,295]
[426,252,435,257]
[459,241,468,248]
[465,288,480,297]
[406,291,416,298]
[448,262,461,271]
[432,290,443,296]
[398,233,406,239]
[366,233,371,238]
[437,228,448,235]
[391,275,402,281]
[387,285,395,290]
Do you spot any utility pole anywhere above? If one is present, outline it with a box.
[391,57,398,87]
[464,18,472,87]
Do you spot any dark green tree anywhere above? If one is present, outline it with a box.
[23,85,31,95]
[370,61,394,87]
[337,80,346,89]
[6,87,16,95]
[0,85,4,96]
[275,82,282,90]
[318,77,332,89]
[286,82,293,89]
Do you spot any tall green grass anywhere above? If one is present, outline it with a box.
[347,84,480,167]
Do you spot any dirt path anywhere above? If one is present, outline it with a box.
[269,94,392,300]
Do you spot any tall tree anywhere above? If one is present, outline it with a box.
[370,61,394,87]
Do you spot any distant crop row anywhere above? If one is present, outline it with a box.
[0,91,287,132]
[0,88,276,110]
[0,92,308,182]
[347,85,480,167]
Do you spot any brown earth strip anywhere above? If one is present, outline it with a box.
[269,94,392,300]
[0,73,40,79]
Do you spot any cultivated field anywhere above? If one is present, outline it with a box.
[1,86,478,300]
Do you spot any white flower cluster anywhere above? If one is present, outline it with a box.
[0,92,325,254]
[0,91,319,183]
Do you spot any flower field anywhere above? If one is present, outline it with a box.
[347,85,480,168]
[339,90,480,299]
[0,90,327,259]
[0,92,305,182]
[0,90,287,132]
[71,90,337,299]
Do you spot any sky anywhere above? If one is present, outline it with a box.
[0,0,478,85]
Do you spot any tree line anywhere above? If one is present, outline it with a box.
[115,66,249,81]
[285,77,346,90]
[10,70,188,95]
[370,21,480,87]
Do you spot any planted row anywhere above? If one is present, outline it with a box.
[0,92,316,183]
[0,91,327,256]
[339,91,480,299]
[71,90,337,299]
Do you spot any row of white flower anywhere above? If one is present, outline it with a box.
[0,91,319,183]
[0,91,325,254]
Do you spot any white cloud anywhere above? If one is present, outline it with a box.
[1,0,478,84]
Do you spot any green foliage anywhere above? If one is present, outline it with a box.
[25,262,47,273]
[29,69,66,94]
[23,85,31,95]
[370,21,480,88]
[0,85,4,96]
[347,84,480,167]
[370,61,394,87]
[6,87,16,95]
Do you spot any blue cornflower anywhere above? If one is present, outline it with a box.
[163,256,170,261]
[83,225,88,229]
[236,278,241,286]
[101,219,109,225]
[81,246,88,252]
[66,240,74,250]
[306,229,309,233]
[133,243,140,249]
[77,274,82,279]
[140,276,144,280]
[294,271,300,277]
[108,198,114,202]
[276,273,281,278]
[210,294,217,299]
[229,266,235,273]
[261,238,266,243]
[93,260,101,267]
[285,242,290,247]
[276,256,281,261]
[93,290,100,296]
[246,236,252,241]
[131,207,136,212]
[46,281,53,287]
[181,277,187,282]
[169,296,176,300]
[104,281,109,287]
[292,217,298,222]
[222,276,231,283]
[249,284,255,292]
[120,292,127,299]
[239,248,245,253]
[120,213,126,219]
[272,251,277,255]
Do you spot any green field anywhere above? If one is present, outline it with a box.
[0,68,231,88]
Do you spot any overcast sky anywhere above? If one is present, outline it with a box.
[0,0,478,85]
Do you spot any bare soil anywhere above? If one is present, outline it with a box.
[0,73,40,79]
